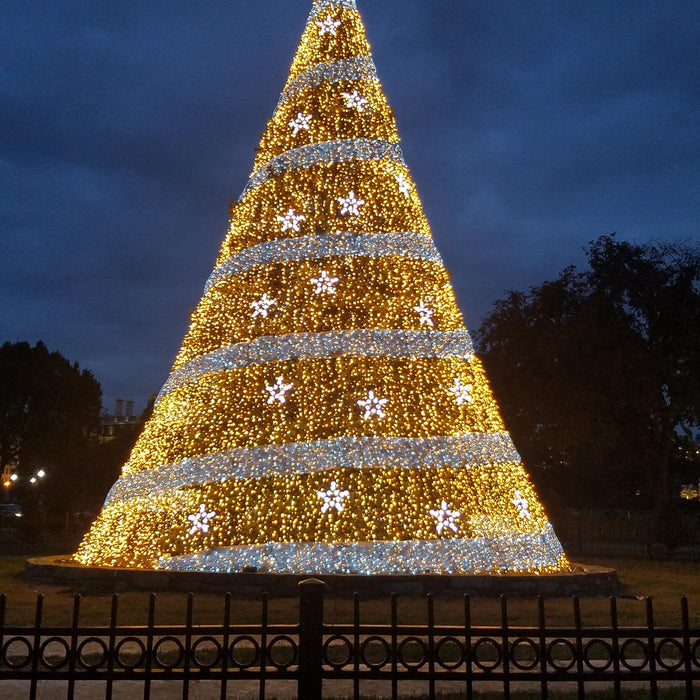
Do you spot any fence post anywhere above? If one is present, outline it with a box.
[298,578,326,700]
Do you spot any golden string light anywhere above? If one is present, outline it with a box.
[76,0,569,575]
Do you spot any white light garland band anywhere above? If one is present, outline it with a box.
[240,138,405,198]
[206,232,441,293]
[279,56,378,108]
[309,0,357,18]
[158,526,565,574]
[162,329,473,401]
[107,432,521,507]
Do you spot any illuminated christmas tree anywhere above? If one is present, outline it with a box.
[76,0,569,574]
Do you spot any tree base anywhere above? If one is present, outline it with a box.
[25,555,618,597]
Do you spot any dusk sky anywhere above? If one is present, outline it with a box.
[2,0,698,413]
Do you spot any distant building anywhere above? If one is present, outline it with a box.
[2,463,17,498]
[97,398,152,441]
[680,483,700,501]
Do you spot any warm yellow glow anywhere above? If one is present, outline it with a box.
[219,161,429,263]
[76,0,569,575]
[80,463,551,569]
[177,257,461,366]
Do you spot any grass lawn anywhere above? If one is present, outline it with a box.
[1,555,698,629]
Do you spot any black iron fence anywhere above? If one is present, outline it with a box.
[1,580,698,699]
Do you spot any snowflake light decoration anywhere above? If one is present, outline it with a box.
[251,293,277,319]
[316,15,341,36]
[338,191,366,216]
[277,208,306,233]
[187,504,216,536]
[341,89,369,112]
[357,390,388,420]
[395,173,411,197]
[414,301,434,327]
[311,270,340,295]
[266,376,294,404]
[288,112,313,136]
[448,377,473,406]
[317,480,350,514]
[430,501,461,534]
[513,491,531,519]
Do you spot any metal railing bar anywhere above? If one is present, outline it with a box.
[29,593,43,700]
[464,594,473,700]
[67,593,80,700]
[219,592,231,700]
[105,594,119,699]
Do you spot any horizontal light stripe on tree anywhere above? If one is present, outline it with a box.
[122,354,504,474]
[277,55,378,108]
[224,161,429,260]
[178,259,462,366]
[256,79,398,166]
[78,463,554,569]
[158,529,567,575]
[240,138,406,197]
[205,231,445,293]
[165,329,474,398]
[289,5,368,80]
[105,431,518,505]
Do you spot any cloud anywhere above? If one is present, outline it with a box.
[1,0,698,405]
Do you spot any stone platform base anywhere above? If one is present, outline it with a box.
[25,556,619,597]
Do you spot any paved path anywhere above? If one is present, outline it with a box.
[0,678,678,699]
[0,678,440,698]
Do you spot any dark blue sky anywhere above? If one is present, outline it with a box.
[2,0,698,412]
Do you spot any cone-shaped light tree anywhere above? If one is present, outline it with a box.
[76,0,569,574]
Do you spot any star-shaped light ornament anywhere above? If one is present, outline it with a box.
[317,480,350,514]
[513,491,531,519]
[338,191,366,217]
[289,112,313,136]
[316,15,341,36]
[341,90,369,112]
[311,270,340,295]
[187,504,216,536]
[266,376,294,405]
[251,293,277,319]
[430,501,461,535]
[414,301,434,327]
[277,208,306,233]
[395,173,411,198]
[357,391,388,420]
[448,377,473,406]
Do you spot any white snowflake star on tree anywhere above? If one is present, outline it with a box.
[414,301,434,327]
[317,480,350,514]
[251,293,277,319]
[266,376,294,404]
[341,90,369,112]
[311,270,340,295]
[448,377,473,406]
[289,112,313,136]
[513,491,531,519]
[357,391,388,420]
[395,173,411,197]
[430,501,461,534]
[277,208,306,233]
[338,191,366,216]
[187,504,216,536]
[316,15,341,36]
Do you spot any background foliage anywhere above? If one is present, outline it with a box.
[476,235,700,510]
